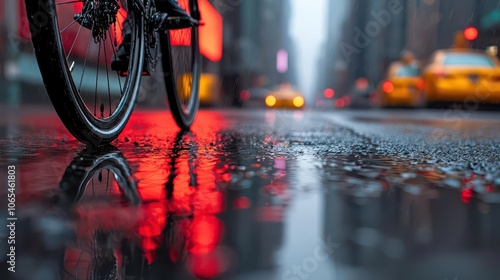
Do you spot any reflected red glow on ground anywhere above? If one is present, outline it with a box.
[137,202,167,264]
[14,110,261,278]
[62,174,143,275]
[256,205,285,222]
[188,253,224,279]
[188,216,223,255]
[234,196,251,210]
[121,111,227,272]
[461,188,474,204]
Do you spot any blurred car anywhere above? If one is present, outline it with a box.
[315,88,336,109]
[198,74,221,106]
[377,62,425,108]
[239,87,271,108]
[423,49,500,104]
[265,84,305,109]
[347,78,376,109]
[178,73,221,106]
[315,98,335,109]
[335,96,351,108]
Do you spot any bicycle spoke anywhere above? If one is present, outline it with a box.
[79,22,95,91]
[56,0,83,5]
[60,19,80,33]
[59,5,93,33]
[108,30,124,97]
[66,22,83,60]
[171,27,194,112]
[103,39,112,117]
[106,169,110,193]
[75,250,84,279]
[94,42,101,117]
[91,177,95,196]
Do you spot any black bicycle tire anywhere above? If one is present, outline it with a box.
[25,0,145,146]
[160,0,201,130]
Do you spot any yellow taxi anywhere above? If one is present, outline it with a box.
[423,49,500,104]
[178,73,221,106]
[378,62,425,107]
[265,84,305,109]
[198,74,221,106]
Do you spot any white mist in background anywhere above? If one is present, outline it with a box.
[289,0,348,103]
[289,0,328,100]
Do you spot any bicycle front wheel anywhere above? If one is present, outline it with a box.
[160,0,201,130]
[26,0,145,146]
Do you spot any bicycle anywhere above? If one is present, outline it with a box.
[25,0,201,146]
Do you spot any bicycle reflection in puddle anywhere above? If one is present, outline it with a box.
[14,132,228,280]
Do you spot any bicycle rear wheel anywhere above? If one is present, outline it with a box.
[160,0,201,130]
[25,0,145,146]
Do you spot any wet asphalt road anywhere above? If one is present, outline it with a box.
[1,106,500,280]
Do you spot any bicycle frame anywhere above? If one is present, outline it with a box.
[131,0,200,21]
[132,0,148,17]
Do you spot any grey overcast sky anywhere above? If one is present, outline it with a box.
[289,0,329,98]
[289,0,348,100]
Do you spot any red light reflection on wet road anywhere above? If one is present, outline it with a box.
[127,111,227,275]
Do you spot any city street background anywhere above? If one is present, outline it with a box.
[2,0,500,280]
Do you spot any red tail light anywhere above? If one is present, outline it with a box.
[240,90,251,101]
[382,81,394,93]
[464,26,478,41]
[343,96,351,106]
[324,88,335,99]
[437,71,450,78]
[416,79,425,90]
[334,99,345,108]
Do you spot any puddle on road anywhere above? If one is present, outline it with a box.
[2,111,500,280]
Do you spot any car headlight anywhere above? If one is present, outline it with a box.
[293,96,305,108]
[266,95,277,107]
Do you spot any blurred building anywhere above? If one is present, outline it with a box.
[318,0,500,104]
[407,0,477,60]
[219,0,297,106]
[405,0,440,61]
[1,0,24,105]
[318,0,408,102]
